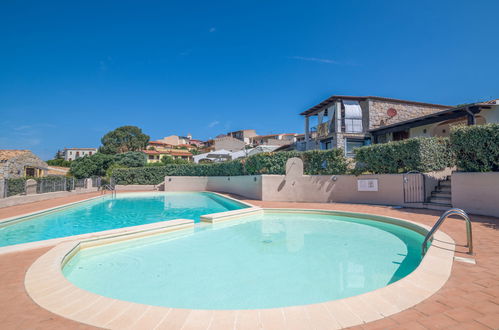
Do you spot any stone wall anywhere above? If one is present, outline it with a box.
[0,151,48,179]
[368,100,448,130]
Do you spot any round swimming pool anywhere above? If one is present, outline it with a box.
[63,211,424,310]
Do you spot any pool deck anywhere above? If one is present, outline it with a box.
[1,192,499,329]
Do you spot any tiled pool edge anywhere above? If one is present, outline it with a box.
[24,208,455,329]
[0,191,257,255]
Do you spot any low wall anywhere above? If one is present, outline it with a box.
[452,172,499,218]
[0,188,98,208]
[164,174,406,205]
[261,174,405,205]
[164,176,262,200]
[115,185,157,191]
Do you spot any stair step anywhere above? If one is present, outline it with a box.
[439,182,451,187]
[432,191,451,196]
[425,202,453,211]
[430,196,452,204]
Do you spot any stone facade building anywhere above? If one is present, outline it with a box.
[0,150,48,179]
[204,136,246,152]
[300,95,451,156]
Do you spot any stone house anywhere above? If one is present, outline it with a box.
[0,150,48,179]
[227,129,258,144]
[369,99,499,142]
[300,95,451,157]
[250,133,299,147]
[204,136,246,152]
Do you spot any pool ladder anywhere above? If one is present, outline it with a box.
[102,184,116,198]
[422,208,473,256]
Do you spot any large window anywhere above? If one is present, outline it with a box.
[345,139,365,157]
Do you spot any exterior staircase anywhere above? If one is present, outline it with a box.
[425,176,453,211]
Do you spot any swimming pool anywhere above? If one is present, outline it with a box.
[63,210,425,310]
[0,192,248,248]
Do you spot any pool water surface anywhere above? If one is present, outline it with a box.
[63,211,424,309]
[0,192,247,247]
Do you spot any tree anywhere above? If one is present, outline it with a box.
[69,153,114,178]
[99,126,150,154]
[54,149,64,159]
[114,151,147,167]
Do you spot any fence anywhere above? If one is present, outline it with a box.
[2,176,102,198]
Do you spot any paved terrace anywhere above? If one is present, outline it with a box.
[0,192,498,329]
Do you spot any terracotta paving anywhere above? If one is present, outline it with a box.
[0,193,498,329]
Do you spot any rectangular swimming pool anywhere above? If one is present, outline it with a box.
[0,192,248,248]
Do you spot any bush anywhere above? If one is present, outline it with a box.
[46,159,72,167]
[112,150,349,184]
[69,153,115,178]
[114,152,147,167]
[354,137,454,174]
[5,178,27,197]
[450,123,499,172]
[112,160,245,185]
[302,149,349,175]
[244,151,301,175]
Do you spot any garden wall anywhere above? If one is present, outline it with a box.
[452,172,499,218]
[164,174,407,205]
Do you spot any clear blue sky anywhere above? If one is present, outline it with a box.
[1,0,498,160]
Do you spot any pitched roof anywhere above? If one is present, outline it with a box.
[300,95,451,116]
[0,150,30,161]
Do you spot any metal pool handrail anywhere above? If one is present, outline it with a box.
[101,184,116,198]
[422,208,473,256]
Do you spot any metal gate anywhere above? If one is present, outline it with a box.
[403,171,426,203]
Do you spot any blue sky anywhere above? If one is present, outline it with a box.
[1,0,498,159]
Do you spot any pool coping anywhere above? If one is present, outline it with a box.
[24,208,455,329]
[0,191,258,255]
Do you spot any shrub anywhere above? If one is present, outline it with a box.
[5,178,27,197]
[114,151,147,167]
[302,149,349,175]
[69,153,115,178]
[244,151,301,175]
[354,137,454,174]
[450,123,499,172]
[112,150,349,184]
[112,160,245,185]
[46,159,72,167]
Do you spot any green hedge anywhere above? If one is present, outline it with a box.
[5,178,27,197]
[244,151,301,175]
[112,161,245,185]
[112,150,349,184]
[354,137,454,174]
[450,123,499,172]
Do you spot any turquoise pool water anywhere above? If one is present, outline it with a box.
[0,192,247,247]
[63,212,424,310]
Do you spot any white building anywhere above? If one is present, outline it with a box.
[64,148,98,161]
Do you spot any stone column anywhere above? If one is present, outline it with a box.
[25,179,37,195]
[0,179,5,198]
[85,178,93,190]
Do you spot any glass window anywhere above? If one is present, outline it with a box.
[345,139,365,157]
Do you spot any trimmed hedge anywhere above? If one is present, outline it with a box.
[450,123,499,172]
[5,178,27,197]
[112,160,245,185]
[112,150,349,185]
[354,137,454,174]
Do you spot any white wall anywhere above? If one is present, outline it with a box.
[452,172,499,218]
